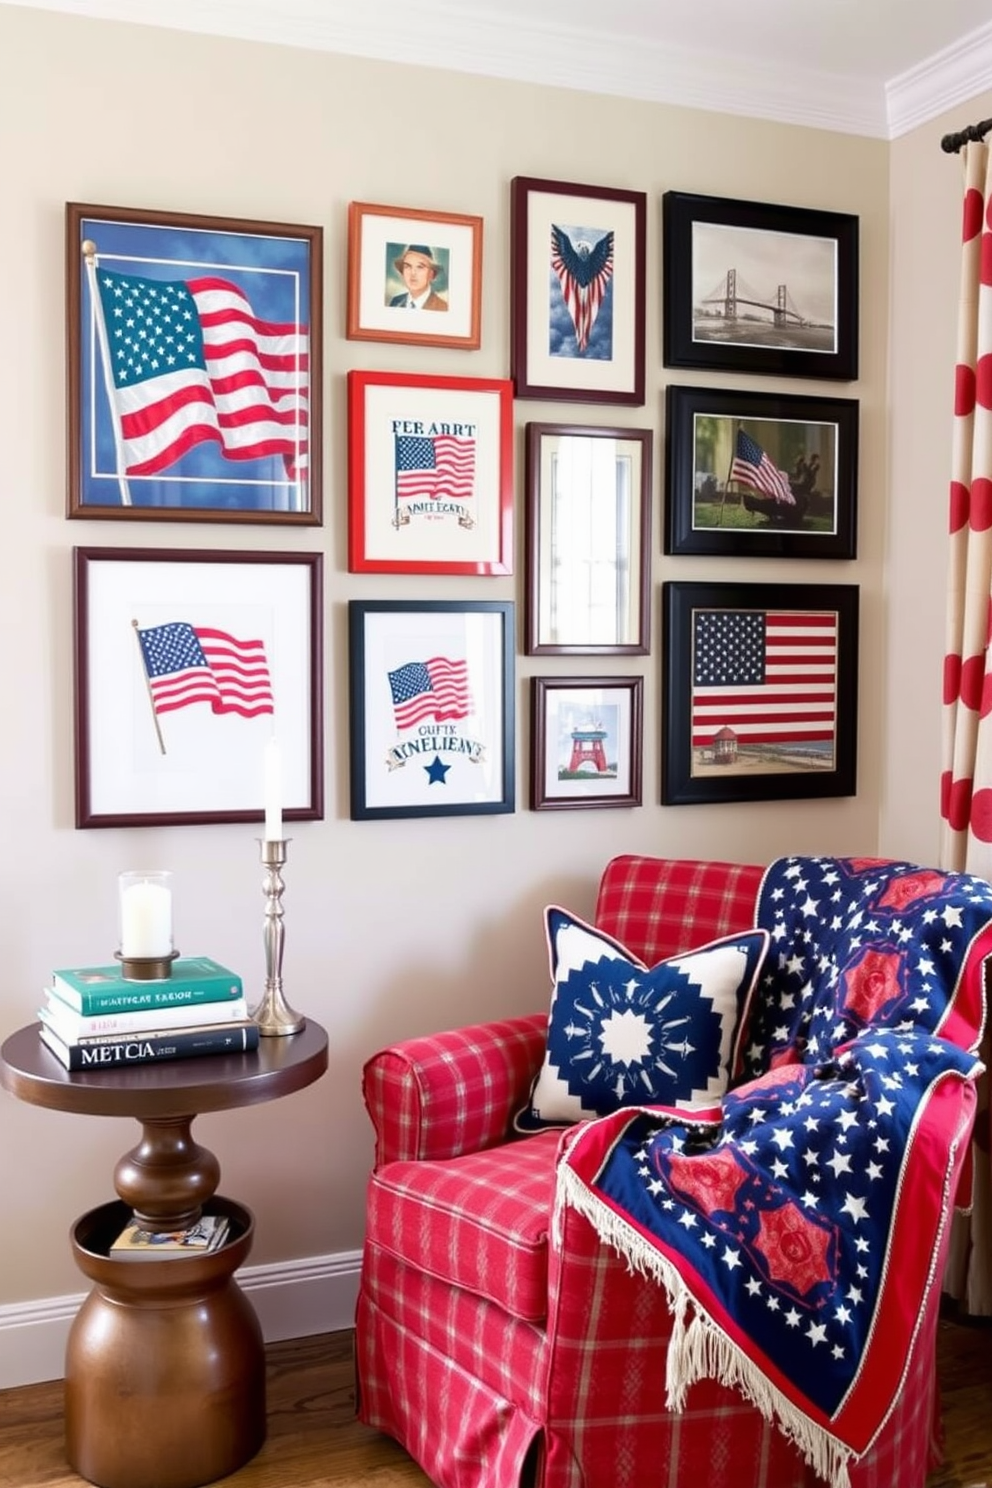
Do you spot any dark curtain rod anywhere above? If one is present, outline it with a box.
[941,117,992,153]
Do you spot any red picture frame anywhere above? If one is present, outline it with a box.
[347,370,514,575]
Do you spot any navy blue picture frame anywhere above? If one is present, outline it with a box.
[349,600,515,820]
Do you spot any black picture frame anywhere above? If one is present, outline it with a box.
[662,581,859,805]
[349,600,515,821]
[510,176,646,405]
[663,192,859,381]
[664,385,858,559]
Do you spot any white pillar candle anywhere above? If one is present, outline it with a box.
[119,872,173,959]
[264,738,283,843]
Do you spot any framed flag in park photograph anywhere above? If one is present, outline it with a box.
[66,203,322,524]
[73,547,323,828]
[349,600,514,820]
[348,370,513,574]
[662,581,859,805]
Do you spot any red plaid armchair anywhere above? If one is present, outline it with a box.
[356,855,971,1488]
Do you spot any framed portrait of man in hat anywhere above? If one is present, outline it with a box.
[348,202,483,350]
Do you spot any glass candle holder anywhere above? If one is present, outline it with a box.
[118,871,174,972]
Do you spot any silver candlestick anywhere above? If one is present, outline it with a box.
[251,839,305,1036]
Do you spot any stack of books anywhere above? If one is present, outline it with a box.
[37,956,259,1070]
[109,1213,230,1259]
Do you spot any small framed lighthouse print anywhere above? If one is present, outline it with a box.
[531,675,643,811]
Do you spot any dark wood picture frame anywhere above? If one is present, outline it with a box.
[511,176,646,404]
[531,675,643,811]
[662,581,858,805]
[74,547,324,828]
[664,385,858,559]
[66,203,323,524]
[663,191,859,381]
[349,599,515,821]
[525,422,652,655]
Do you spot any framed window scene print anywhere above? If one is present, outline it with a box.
[349,600,514,821]
[662,581,858,806]
[348,370,513,574]
[66,203,322,524]
[347,201,483,349]
[74,547,323,828]
[662,192,859,381]
[525,423,652,654]
[664,386,858,559]
[531,676,643,811]
[511,176,646,404]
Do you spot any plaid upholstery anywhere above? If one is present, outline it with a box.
[362,1013,547,1165]
[368,1128,560,1321]
[356,856,951,1488]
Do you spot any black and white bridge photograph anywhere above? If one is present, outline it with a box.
[690,219,838,354]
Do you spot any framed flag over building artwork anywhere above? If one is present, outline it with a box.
[348,600,514,820]
[661,581,859,805]
[73,548,323,828]
[66,203,322,524]
[348,370,513,574]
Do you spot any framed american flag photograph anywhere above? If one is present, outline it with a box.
[348,600,514,820]
[662,581,859,805]
[66,202,322,524]
[510,176,646,404]
[664,385,858,559]
[348,370,514,574]
[74,547,323,828]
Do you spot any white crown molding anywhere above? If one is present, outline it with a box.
[886,18,992,139]
[3,0,991,143]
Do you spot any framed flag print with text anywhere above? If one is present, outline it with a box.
[662,581,858,805]
[66,203,322,525]
[74,547,323,828]
[349,600,514,820]
[348,370,513,574]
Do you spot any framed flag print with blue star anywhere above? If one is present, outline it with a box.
[348,600,514,820]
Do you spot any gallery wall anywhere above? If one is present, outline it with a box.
[0,0,967,1368]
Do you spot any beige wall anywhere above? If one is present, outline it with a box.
[0,3,896,1315]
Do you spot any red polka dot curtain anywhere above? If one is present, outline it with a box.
[941,142,992,872]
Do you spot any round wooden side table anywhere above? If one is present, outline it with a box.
[0,1018,329,1488]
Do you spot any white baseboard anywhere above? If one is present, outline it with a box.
[0,1248,362,1391]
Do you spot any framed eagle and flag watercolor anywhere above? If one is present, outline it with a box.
[348,370,513,574]
[74,547,323,828]
[662,581,859,805]
[348,600,514,820]
[66,203,322,525]
[510,176,646,404]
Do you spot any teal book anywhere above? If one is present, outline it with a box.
[39,1019,260,1071]
[50,956,243,1015]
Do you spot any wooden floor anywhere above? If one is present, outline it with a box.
[0,1320,988,1487]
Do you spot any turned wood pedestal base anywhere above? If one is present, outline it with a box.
[66,1198,265,1488]
[0,1019,329,1488]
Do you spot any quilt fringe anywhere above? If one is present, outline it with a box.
[556,1164,855,1488]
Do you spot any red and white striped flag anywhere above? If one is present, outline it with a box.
[136,622,274,719]
[93,267,308,479]
[691,609,837,749]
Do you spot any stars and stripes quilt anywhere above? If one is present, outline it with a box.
[558,856,991,1488]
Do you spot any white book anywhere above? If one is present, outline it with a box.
[39,989,251,1042]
